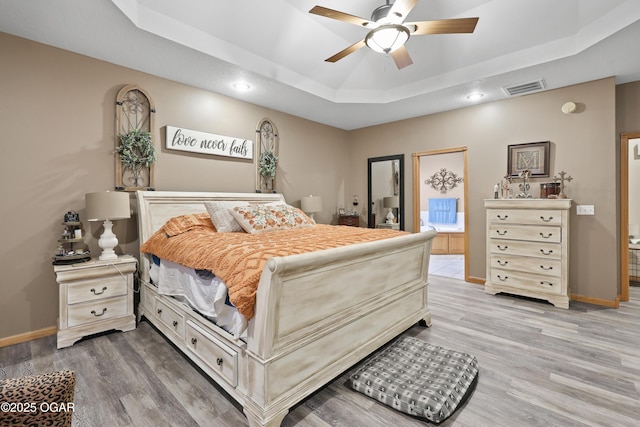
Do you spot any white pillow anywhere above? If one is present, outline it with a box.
[204,201,249,232]
[229,204,314,234]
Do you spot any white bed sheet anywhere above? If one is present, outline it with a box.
[150,259,247,338]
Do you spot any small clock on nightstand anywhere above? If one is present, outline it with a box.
[53,255,137,349]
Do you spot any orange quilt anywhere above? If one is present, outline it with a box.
[140,214,406,320]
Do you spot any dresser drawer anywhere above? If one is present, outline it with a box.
[491,268,563,294]
[490,254,561,277]
[489,224,562,243]
[67,295,128,327]
[186,321,238,387]
[338,215,360,227]
[489,239,561,259]
[488,209,562,226]
[155,298,185,339]
[67,276,128,304]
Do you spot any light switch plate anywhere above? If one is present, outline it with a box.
[577,205,595,215]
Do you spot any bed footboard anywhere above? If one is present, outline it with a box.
[243,230,436,426]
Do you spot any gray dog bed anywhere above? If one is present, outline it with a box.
[349,336,478,423]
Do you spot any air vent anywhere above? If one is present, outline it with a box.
[503,79,546,96]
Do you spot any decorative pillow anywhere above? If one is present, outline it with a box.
[162,213,214,236]
[349,336,478,424]
[230,203,315,234]
[204,201,249,232]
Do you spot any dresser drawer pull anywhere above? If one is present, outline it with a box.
[191,337,197,346]
[216,358,223,367]
[539,232,553,239]
[497,245,508,251]
[540,265,553,271]
[540,281,553,286]
[497,274,508,281]
[540,216,553,222]
[90,286,107,295]
[157,308,163,315]
[540,249,554,255]
[497,214,508,220]
[496,230,507,236]
[497,260,508,266]
[91,308,107,317]
[172,320,178,328]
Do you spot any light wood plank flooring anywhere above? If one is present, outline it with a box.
[2,277,639,426]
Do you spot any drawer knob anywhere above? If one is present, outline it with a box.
[157,308,162,315]
[540,249,554,255]
[497,214,508,220]
[172,321,178,327]
[539,232,553,239]
[497,245,508,251]
[91,308,107,317]
[496,230,507,236]
[91,286,107,295]
[216,358,223,367]
[540,265,553,271]
[191,337,197,346]
[497,260,508,266]
[540,216,553,222]
[540,281,553,286]
[497,274,508,281]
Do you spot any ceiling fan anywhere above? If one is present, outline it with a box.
[309,0,479,69]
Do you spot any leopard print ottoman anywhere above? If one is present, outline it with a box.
[0,370,75,427]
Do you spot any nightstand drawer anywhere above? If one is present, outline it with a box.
[155,298,185,339]
[67,276,128,304]
[186,321,238,387]
[67,295,128,327]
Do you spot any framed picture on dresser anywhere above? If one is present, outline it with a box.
[507,141,550,177]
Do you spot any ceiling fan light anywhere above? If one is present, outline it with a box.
[365,24,410,54]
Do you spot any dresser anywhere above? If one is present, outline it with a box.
[54,255,137,348]
[484,199,571,308]
[338,214,360,227]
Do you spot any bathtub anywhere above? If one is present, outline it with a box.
[420,211,464,254]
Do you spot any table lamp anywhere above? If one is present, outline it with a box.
[85,191,131,260]
[383,196,399,224]
[301,195,323,222]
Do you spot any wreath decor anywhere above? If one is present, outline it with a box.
[258,150,278,190]
[116,128,156,187]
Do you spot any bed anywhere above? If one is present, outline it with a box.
[135,191,436,427]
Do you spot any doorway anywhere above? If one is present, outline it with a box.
[413,147,469,281]
[620,132,640,302]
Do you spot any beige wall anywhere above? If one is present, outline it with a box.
[419,152,465,212]
[0,33,349,339]
[348,78,617,299]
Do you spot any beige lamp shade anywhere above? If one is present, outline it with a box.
[85,191,131,221]
[301,195,323,213]
[383,196,399,208]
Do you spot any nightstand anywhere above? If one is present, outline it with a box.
[376,222,400,230]
[338,214,360,227]
[54,255,137,349]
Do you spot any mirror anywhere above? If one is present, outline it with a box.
[368,154,404,230]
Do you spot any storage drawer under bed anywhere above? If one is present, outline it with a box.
[186,320,238,387]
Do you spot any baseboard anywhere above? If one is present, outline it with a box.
[0,326,57,348]
[465,276,485,285]
[569,293,619,308]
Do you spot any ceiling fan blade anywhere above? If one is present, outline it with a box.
[407,17,479,35]
[388,0,419,21]
[309,6,373,27]
[325,39,366,63]
[390,46,413,69]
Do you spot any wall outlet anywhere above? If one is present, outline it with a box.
[576,205,595,215]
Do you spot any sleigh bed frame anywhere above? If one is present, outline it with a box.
[135,191,436,427]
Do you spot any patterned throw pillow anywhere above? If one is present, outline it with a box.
[204,201,249,232]
[230,204,315,234]
[349,336,478,423]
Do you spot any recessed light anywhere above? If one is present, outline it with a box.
[233,82,251,92]
[466,92,484,101]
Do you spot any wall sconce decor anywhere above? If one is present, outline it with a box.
[425,168,463,193]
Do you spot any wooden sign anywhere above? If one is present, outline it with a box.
[165,126,253,159]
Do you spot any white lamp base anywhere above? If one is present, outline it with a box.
[98,219,119,261]
[386,208,395,224]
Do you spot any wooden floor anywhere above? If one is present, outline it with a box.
[2,277,639,426]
